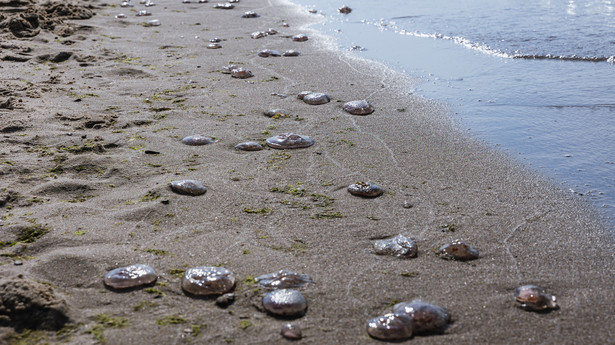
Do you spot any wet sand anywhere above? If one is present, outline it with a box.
[1,0,614,344]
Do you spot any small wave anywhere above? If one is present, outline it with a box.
[512,54,615,63]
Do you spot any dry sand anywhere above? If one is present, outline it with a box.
[1,0,614,344]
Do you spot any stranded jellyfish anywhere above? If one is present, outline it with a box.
[282,50,300,57]
[169,180,207,196]
[231,67,253,79]
[266,133,314,149]
[251,31,267,39]
[145,19,161,26]
[103,264,157,289]
[258,49,281,57]
[347,182,384,198]
[241,11,259,18]
[303,92,330,105]
[182,134,215,145]
[264,109,290,118]
[234,141,263,151]
[262,289,307,317]
[292,34,308,42]
[514,285,558,311]
[393,301,451,334]
[343,100,374,115]
[338,6,352,14]
[136,10,151,16]
[256,269,314,289]
[366,312,413,341]
[181,266,235,296]
[221,64,238,74]
[280,323,302,340]
[115,13,127,18]
[374,234,417,258]
[214,3,234,9]
[266,28,278,35]
[210,37,222,42]
[207,43,222,49]
[436,240,479,261]
[296,91,312,100]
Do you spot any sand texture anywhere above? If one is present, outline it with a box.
[1,0,614,344]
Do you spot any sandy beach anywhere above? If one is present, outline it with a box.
[1,0,614,344]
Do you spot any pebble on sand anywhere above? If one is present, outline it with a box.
[264,109,290,118]
[266,133,314,149]
[103,264,157,289]
[514,285,558,311]
[262,289,307,317]
[169,180,207,196]
[343,100,374,115]
[338,6,352,14]
[435,240,479,261]
[374,234,417,258]
[181,266,236,296]
[347,182,384,198]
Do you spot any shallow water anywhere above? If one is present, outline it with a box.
[290,0,615,225]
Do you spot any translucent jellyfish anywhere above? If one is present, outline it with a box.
[264,109,290,118]
[214,3,234,9]
[241,11,259,18]
[221,64,238,74]
[210,37,222,43]
[144,0,155,6]
[207,43,222,49]
[262,289,307,317]
[281,22,289,27]
[215,292,236,308]
[115,13,127,18]
[231,68,253,79]
[292,34,308,42]
[296,91,312,99]
[145,19,161,26]
[338,6,352,14]
[181,266,235,296]
[266,133,314,149]
[182,135,215,146]
[393,300,451,334]
[266,28,278,35]
[514,285,558,311]
[169,180,207,196]
[436,240,479,261]
[255,269,314,289]
[104,264,157,289]
[258,49,281,57]
[374,234,417,258]
[197,0,208,2]
[136,10,151,16]
[280,323,302,340]
[234,141,263,151]
[251,31,267,39]
[282,50,300,57]
[343,100,374,115]
[303,93,330,105]
[120,1,133,7]
[366,313,413,341]
[229,0,239,2]
[347,182,384,198]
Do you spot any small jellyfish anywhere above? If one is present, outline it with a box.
[234,141,263,151]
[374,234,417,258]
[207,43,222,49]
[296,91,312,100]
[251,31,267,39]
[136,10,151,16]
[514,285,558,311]
[282,50,300,57]
[214,3,233,9]
[436,240,479,261]
[144,0,155,6]
[215,292,236,308]
[343,100,374,115]
[338,6,352,14]
[210,37,222,43]
[181,266,235,296]
[241,11,259,18]
[280,323,302,340]
[262,289,307,317]
[281,22,289,27]
[393,300,451,334]
[266,28,278,35]
[145,19,161,26]
[366,312,414,341]
[231,68,253,79]
[197,0,208,2]
[303,93,330,105]
[258,49,281,57]
[221,64,238,74]
[169,180,207,196]
[181,135,215,145]
[228,0,239,2]
[264,109,290,118]
[120,1,133,7]
[308,9,317,14]
[292,34,308,42]
[103,264,157,290]
[115,13,127,18]
[255,269,314,289]
[182,0,191,3]
[347,182,384,198]
[266,133,314,149]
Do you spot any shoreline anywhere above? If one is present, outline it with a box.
[1,0,614,344]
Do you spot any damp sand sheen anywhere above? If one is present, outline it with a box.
[0,0,613,344]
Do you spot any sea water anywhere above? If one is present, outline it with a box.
[290,0,615,224]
